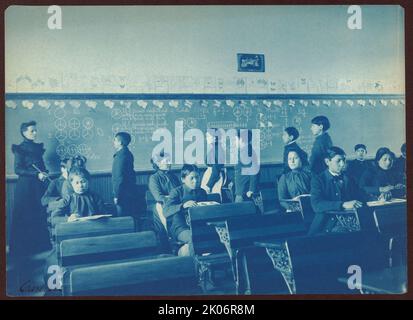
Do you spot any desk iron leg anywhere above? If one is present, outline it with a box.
[266,245,296,294]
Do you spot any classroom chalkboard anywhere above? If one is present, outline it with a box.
[5,94,405,175]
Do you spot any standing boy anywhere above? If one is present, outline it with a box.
[112,132,137,217]
[282,126,309,173]
[309,116,333,175]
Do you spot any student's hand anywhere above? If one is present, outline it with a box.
[228,182,234,190]
[183,200,198,209]
[67,213,80,222]
[38,172,48,181]
[114,198,118,205]
[342,200,363,210]
[378,192,392,201]
[395,183,405,190]
[379,185,394,193]
[246,191,253,198]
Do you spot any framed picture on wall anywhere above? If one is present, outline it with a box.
[237,53,265,72]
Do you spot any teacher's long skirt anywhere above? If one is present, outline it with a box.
[9,175,51,262]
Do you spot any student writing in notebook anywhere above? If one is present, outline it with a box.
[52,167,107,224]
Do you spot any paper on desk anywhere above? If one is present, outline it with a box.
[72,214,113,222]
[197,201,220,206]
[367,198,406,207]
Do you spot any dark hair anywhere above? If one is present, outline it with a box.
[68,167,90,182]
[284,127,299,141]
[60,157,71,169]
[150,151,171,170]
[181,164,199,179]
[311,116,330,131]
[20,121,37,138]
[354,144,367,152]
[375,147,395,164]
[401,143,406,154]
[115,132,132,146]
[325,146,346,160]
[287,150,305,162]
[70,155,87,169]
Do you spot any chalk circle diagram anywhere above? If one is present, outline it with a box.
[82,117,94,130]
[77,143,92,157]
[54,107,66,119]
[55,130,67,142]
[69,118,81,129]
[56,144,66,158]
[82,128,94,140]
[232,105,242,118]
[112,123,122,134]
[111,108,122,120]
[69,129,81,140]
[243,104,253,119]
[293,116,302,127]
[54,119,67,131]
[67,144,78,157]
[186,118,198,129]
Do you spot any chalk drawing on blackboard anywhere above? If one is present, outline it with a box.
[67,144,78,157]
[78,144,92,157]
[111,108,122,120]
[233,105,242,119]
[56,145,66,158]
[54,108,66,119]
[112,123,121,134]
[69,129,80,140]
[69,118,80,130]
[82,129,94,140]
[55,130,67,142]
[38,100,51,109]
[96,128,104,137]
[22,100,34,109]
[207,121,236,130]
[242,105,252,120]
[82,117,94,130]
[54,119,67,131]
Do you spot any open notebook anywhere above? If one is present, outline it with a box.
[367,198,406,207]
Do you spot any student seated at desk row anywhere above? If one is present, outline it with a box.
[50,167,107,224]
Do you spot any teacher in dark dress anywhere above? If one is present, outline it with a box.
[10,121,51,265]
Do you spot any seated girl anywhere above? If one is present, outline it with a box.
[360,147,405,200]
[148,152,181,250]
[52,167,106,224]
[278,150,312,211]
[60,155,87,198]
[163,164,208,256]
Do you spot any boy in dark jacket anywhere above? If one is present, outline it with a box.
[309,116,333,174]
[308,146,367,235]
[112,132,136,217]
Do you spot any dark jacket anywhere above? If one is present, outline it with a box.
[278,169,312,210]
[283,141,309,173]
[309,132,333,174]
[53,191,106,218]
[234,146,259,196]
[205,143,226,188]
[112,147,136,201]
[359,165,405,199]
[309,170,367,235]
[148,170,181,204]
[346,159,371,186]
[41,175,66,208]
[163,185,208,240]
[12,140,47,177]
[393,156,406,184]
